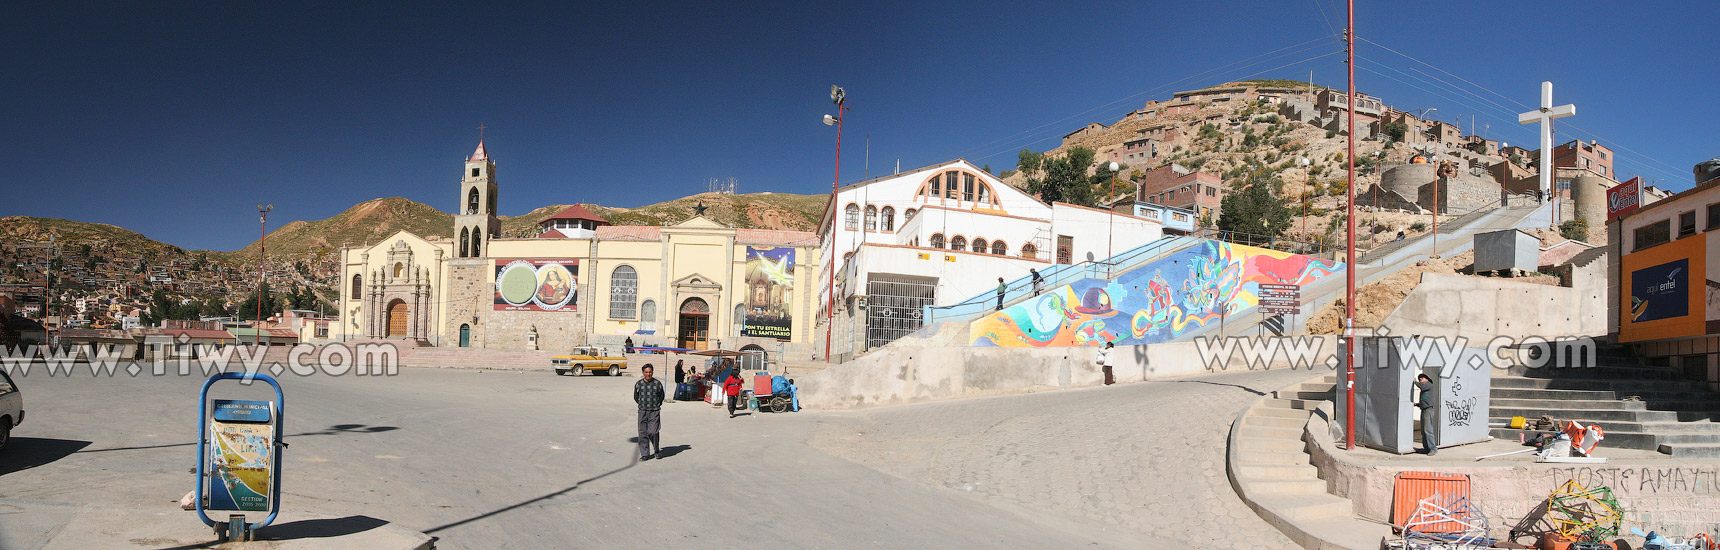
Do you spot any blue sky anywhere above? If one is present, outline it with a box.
[2,1,1715,251]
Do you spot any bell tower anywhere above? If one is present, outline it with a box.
[455,141,500,258]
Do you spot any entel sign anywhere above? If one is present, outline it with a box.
[1608,178,1642,220]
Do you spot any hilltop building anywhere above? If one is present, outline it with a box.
[1133,164,1224,222]
[338,142,824,360]
[815,159,1163,360]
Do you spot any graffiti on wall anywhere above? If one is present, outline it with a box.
[969,241,1342,347]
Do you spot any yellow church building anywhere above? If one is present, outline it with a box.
[337,142,823,359]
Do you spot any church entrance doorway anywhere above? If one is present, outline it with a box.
[677,297,709,350]
[459,324,471,347]
[386,299,408,337]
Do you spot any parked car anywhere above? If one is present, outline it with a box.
[0,367,22,452]
[551,346,628,376]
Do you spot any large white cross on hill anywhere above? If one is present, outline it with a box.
[1518,81,1575,214]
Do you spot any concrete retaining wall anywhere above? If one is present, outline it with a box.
[798,336,1340,410]
[1380,268,1606,343]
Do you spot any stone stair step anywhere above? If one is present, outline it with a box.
[1490,398,1645,411]
[1238,437,1308,453]
[1244,415,1308,429]
[1254,493,1353,521]
[1658,444,1720,458]
[1491,387,1618,400]
[1248,479,1328,495]
[1278,390,1336,401]
[1237,464,1319,480]
[1240,450,1310,466]
[1240,425,1304,439]
[1261,398,1324,411]
[1293,517,1394,550]
[1253,407,1315,420]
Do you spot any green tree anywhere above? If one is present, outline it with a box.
[1560,218,1589,242]
[1217,169,1294,238]
[237,281,282,322]
[1382,121,1408,143]
[1038,147,1099,206]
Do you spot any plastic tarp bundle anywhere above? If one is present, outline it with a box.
[772,376,800,412]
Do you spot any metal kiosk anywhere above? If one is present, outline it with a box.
[195,372,286,542]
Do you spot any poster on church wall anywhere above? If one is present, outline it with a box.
[494,259,579,312]
[742,246,794,339]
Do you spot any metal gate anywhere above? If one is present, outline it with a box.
[866,276,936,350]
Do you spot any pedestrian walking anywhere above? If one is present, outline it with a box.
[634,364,664,460]
[624,337,635,354]
[674,360,686,385]
[996,277,1007,311]
[1098,342,1116,385]
[1415,373,1438,456]
[1030,268,1043,297]
[724,370,744,418]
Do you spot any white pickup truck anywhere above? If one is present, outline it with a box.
[0,367,22,452]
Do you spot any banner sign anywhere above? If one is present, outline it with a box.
[1608,178,1643,220]
[208,399,274,512]
[1262,307,1301,314]
[494,259,579,311]
[742,246,795,339]
[1630,258,1688,322]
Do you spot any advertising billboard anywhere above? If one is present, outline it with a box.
[741,246,794,339]
[494,259,579,311]
[1619,235,1707,342]
[1607,177,1643,220]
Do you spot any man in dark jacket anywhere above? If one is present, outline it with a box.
[1415,373,1438,456]
[634,364,664,460]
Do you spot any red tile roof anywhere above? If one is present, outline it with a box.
[264,328,300,338]
[469,141,488,162]
[596,225,661,241]
[544,204,607,223]
[538,228,569,239]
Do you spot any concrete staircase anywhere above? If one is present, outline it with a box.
[1488,346,1720,458]
[1229,374,1391,550]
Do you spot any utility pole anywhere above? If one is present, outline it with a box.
[823,86,848,363]
[1343,0,1359,451]
[256,204,273,347]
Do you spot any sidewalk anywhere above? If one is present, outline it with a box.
[0,499,433,550]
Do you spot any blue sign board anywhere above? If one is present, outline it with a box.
[213,400,273,423]
[1631,258,1688,322]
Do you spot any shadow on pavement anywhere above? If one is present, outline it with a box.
[77,424,400,454]
[259,515,389,540]
[654,444,691,459]
[0,437,92,477]
[424,459,637,535]
[1165,379,1267,396]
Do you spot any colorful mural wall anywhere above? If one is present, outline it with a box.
[970,241,1342,347]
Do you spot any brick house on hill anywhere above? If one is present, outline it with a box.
[1134,164,1224,222]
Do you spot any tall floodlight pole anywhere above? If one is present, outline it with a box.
[1343,0,1358,451]
[823,85,848,363]
[256,203,273,347]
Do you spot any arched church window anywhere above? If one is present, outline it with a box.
[844,204,860,230]
[733,303,745,336]
[991,240,1008,255]
[467,188,480,215]
[394,263,404,278]
[459,227,470,257]
[950,236,966,252]
[1020,243,1038,259]
[351,274,362,297]
[470,231,481,257]
[930,233,945,249]
[904,208,916,223]
[640,299,657,332]
[610,266,637,319]
[864,205,877,231]
[880,206,895,231]
[971,238,987,255]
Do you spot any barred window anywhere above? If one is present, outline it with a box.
[610,266,638,319]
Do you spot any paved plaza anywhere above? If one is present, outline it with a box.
[0,362,1317,549]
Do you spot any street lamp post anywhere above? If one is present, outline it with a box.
[256,203,273,347]
[1107,161,1119,277]
[823,85,848,363]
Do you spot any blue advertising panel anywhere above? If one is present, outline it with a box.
[208,399,274,512]
[1630,258,1688,323]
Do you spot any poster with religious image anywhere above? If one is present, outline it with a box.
[494,259,579,311]
[742,246,794,339]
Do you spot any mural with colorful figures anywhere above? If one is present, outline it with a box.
[970,241,1342,347]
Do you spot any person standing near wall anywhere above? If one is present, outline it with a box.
[1415,373,1439,456]
[996,277,1007,311]
[1099,342,1116,385]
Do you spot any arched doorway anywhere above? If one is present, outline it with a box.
[386,299,408,337]
[739,344,766,371]
[677,297,709,350]
[459,324,471,347]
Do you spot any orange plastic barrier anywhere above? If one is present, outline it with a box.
[1392,471,1473,533]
